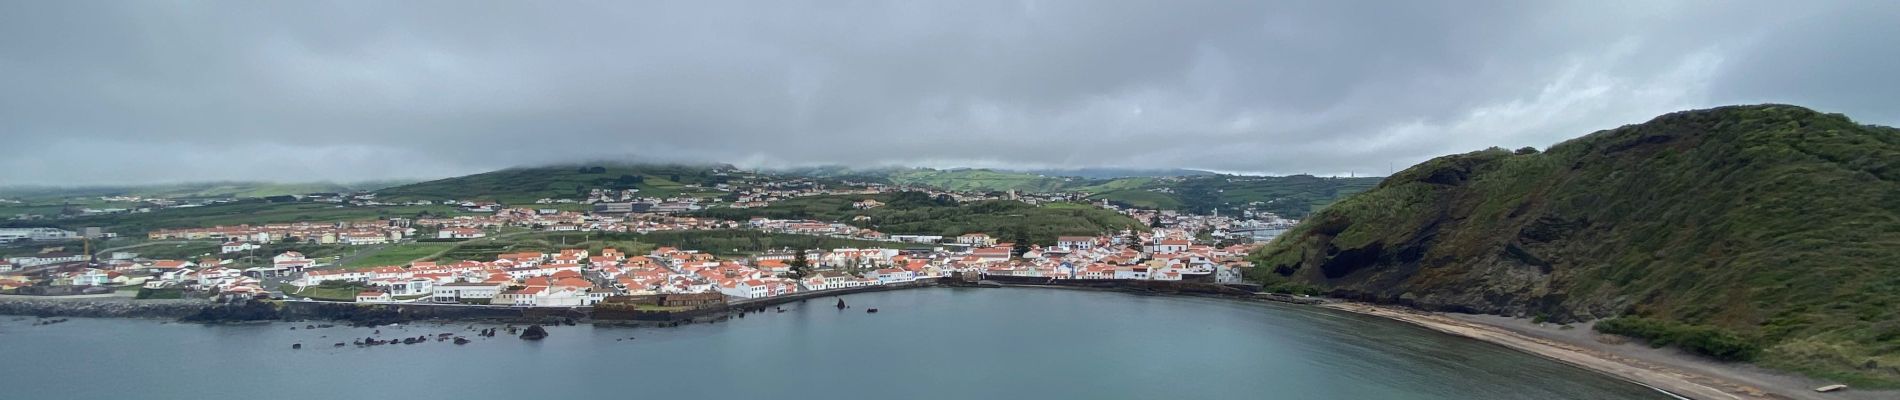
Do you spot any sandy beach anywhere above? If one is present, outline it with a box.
[1322,302,1896,400]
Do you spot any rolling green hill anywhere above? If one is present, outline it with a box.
[1251,105,1900,386]
[375,164,739,203]
[692,192,1145,244]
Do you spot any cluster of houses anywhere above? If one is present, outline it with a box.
[262,224,1253,307]
[146,221,412,246]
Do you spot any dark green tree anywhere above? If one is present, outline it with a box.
[788,248,811,279]
[1011,228,1031,259]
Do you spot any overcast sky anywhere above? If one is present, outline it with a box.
[2,1,1896,185]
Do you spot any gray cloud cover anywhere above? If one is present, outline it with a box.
[2,0,1896,185]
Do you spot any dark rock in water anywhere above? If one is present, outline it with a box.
[835,298,846,309]
[334,343,346,348]
[291,343,301,349]
[866,308,878,313]
[454,337,470,345]
[519,324,549,340]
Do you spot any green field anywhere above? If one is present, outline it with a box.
[282,283,361,301]
[779,167,1379,218]
[693,192,1144,244]
[10,201,465,234]
[337,242,456,268]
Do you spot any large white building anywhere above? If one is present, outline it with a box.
[432,282,505,303]
[0,228,78,242]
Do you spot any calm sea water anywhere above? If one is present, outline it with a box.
[0,288,1667,400]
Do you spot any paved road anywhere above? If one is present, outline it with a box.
[93,240,199,255]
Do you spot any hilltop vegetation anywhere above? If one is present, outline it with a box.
[375,164,737,203]
[1251,105,1900,386]
[693,192,1145,244]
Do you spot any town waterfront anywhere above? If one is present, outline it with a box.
[0,288,1669,400]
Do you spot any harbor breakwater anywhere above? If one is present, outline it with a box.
[0,280,941,325]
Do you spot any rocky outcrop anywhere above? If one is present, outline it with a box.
[518,324,548,340]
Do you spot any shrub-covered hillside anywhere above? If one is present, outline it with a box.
[1252,105,1900,386]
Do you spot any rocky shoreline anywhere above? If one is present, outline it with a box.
[0,280,943,326]
[0,297,215,320]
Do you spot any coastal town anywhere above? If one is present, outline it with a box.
[4,220,1264,307]
[1,173,1293,307]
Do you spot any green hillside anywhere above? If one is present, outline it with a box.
[693,192,1145,244]
[375,164,738,203]
[1251,105,1900,386]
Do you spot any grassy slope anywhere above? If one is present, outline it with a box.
[1251,105,1900,386]
[338,242,456,268]
[375,164,734,203]
[692,192,1144,244]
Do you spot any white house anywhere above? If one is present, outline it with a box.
[1151,239,1190,254]
[355,291,391,303]
[219,242,259,254]
[263,252,314,277]
[1056,236,1098,250]
[70,269,114,286]
[1114,267,1150,280]
[370,278,435,297]
[437,228,486,239]
[300,269,370,286]
[956,233,995,246]
[873,268,916,284]
[717,279,769,299]
[800,271,854,291]
[338,233,390,246]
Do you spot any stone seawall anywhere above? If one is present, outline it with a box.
[0,298,215,319]
[278,301,590,326]
[977,276,1261,296]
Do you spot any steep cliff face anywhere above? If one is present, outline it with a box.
[1252,105,1900,382]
